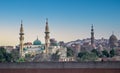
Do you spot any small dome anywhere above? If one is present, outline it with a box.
[33,38,41,45]
[109,34,118,42]
[24,42,32,45]
[109,34,118,48]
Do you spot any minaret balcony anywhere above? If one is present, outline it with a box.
[19,33,24,35]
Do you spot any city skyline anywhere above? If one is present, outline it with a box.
[0,0,120,46]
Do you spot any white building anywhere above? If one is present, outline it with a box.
[23,38,44,56]
[49,45,67,61]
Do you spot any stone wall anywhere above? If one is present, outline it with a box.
[0,62,120,73]
[0,61,120,68]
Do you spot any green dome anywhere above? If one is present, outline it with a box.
[33,38,41,45]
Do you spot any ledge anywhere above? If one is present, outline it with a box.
[0,61,120,69]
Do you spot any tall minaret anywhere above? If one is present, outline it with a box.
[45,18,50,54]
[91,24,94,46]
[19,20,24,58]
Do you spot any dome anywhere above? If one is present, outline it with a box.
[33,38,41,45]
[109,34,118,48]
[109,34,118,43]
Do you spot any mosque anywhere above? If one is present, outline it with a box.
[23,37,44,56]
[18,19,68,61]
[19,19,50,57]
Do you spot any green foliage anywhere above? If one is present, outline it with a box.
[0,47,25,62]
[78,52,87,58]
[78,49,116,62]
[78,51,98,61]
[110,49,115,57]
[5,53,13,62]
[91,49,99,56]
[0,47,13,62]
[11,49,19,62]
[91,49,102,57]
[25,54,31,58]
[67,47,74,57]
[102,50,109,57]
[16,58,25,62]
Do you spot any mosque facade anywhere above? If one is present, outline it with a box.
[18,19,68,61]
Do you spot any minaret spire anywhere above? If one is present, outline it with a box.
[45,18,50,54]
[19,20,24,58]
[20,20,23,33]
[91,24,94,47]
[112,31,114,35]
[21,20,23,24]
[46,18,48,23]
[45,18,49,32]
[37,35,38,40]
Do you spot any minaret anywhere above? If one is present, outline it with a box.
[91,24,94,46]
[45,18,50,54]
[19,20,24,58]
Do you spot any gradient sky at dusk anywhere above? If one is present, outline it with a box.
[0,0,120,46]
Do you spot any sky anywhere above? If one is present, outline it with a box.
[0,0,120,46]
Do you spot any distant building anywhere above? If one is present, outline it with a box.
[109,34,118,49]
[49,38,67,61]
[71,43,81,56]
[50,38,58,46]
[0,46,14,53]
[49,45,67,61]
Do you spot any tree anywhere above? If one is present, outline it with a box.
[67,47,74,57]
[16,58,25,62]
[110,49,115,57]
[78,52,87,58]
[0,47,6,62]
[102,50,109,57]
[91,49,98,56]
[77,52,98,61]
[91,49,102,57]
[0,47,13,62]
[11,49,19,62]
[5,53,13,62]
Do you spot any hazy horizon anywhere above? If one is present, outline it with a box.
[0,0,120,46]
